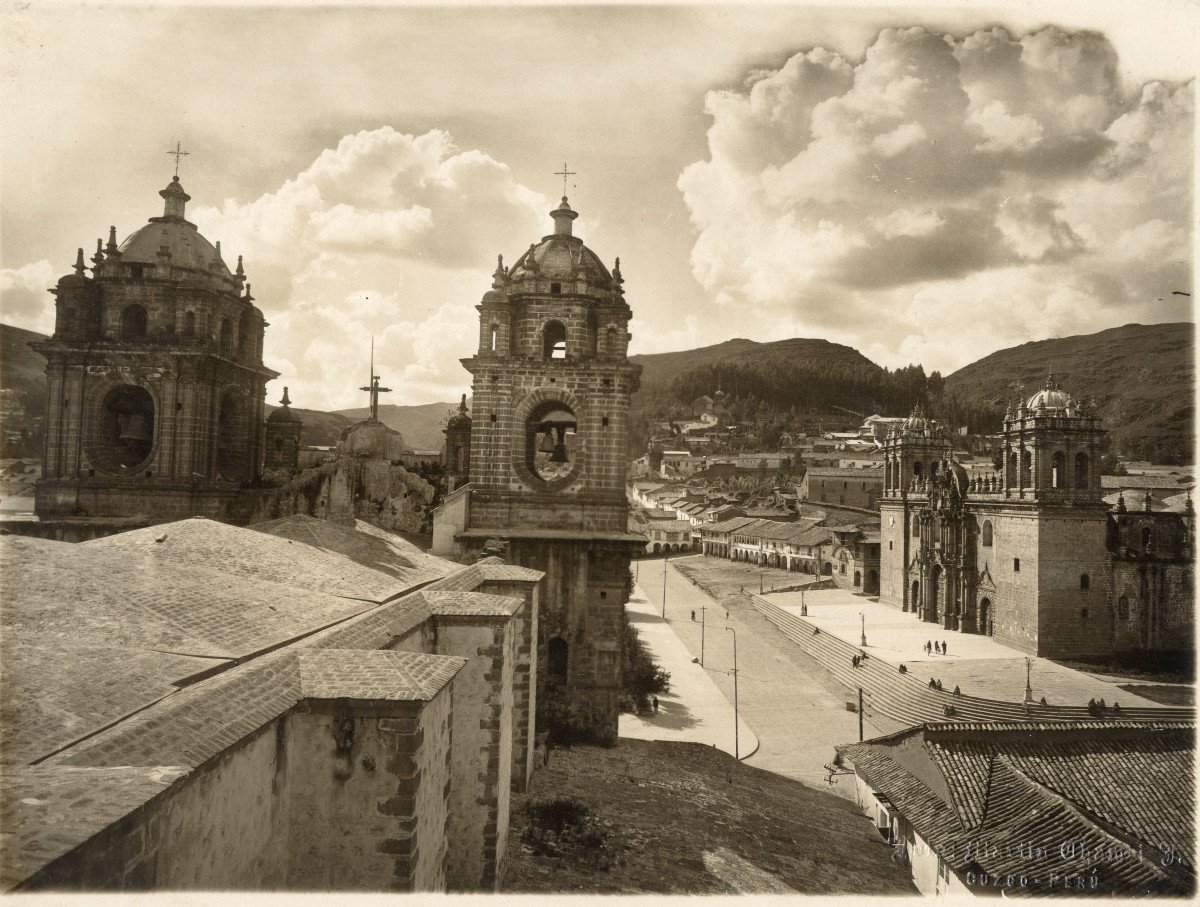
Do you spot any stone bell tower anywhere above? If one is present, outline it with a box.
[444,191,643,744]
[33,171,277,522]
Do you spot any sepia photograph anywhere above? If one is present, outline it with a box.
[0,0,1195,897]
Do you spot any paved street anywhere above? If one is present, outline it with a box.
[769,588,1164,707]
[627,556,880,794]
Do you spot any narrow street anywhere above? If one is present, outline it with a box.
[628,555,882,793]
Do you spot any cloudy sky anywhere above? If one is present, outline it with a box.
[1,1,1194,410]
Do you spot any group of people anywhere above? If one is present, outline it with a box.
[1087,697,1120,716]
[924,640,949,655]
[928,678,962,696]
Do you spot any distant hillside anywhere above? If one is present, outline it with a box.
[263,406,353,448]
[0,324,47,390]
[334,401,459,452]
[942,322,1194,464]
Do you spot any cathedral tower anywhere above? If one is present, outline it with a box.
[34,173,278,521]
[444,193,643,743]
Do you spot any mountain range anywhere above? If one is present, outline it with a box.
[2,320,1193,463]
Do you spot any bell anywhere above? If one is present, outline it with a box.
[538,431,557,454]
[549,426,569,464]
[117,412,152,444]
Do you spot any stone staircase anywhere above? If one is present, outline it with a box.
[749,594,1194,727]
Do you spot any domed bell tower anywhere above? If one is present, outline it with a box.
[447,191,643,744]
[33,169,278,522]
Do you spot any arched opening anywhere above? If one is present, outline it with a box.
[930,564,942,622]
[525,399,578,485]
[652,543,661,554]
[182,311,196,337]
[606,326,618,354]
[865,569,879,594]
[981,520,993,547]
[1020,450,1031,486]
[219,318,234,354]
[1117,594,1130,620]
[1080,573,1089,591]
[1074,452,1089,489]
[1142,527,1152,547]
[930,461,940,477]
[1052,451,1066,488]
[913,462,924,481]
[979,597,992,636]
[547,637,568,679]
[119,305,148,340]
[238,310,254,357]
[854,570,861,587]
[912,515,920,538]
[911,580,920,612]
[822,562,833,576]
[543,320,567,359]
[1006,451,1017,485]
[92,384,155,472]
[489,324,499,352]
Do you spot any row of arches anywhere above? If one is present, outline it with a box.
[649,542,691,554]
[115,304,262,359]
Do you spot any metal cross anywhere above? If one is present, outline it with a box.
[554,163,577,197]
[167,141,190,177]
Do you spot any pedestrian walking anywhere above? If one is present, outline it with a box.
[953,685,961,696]
[690,609,696,622]
[652,695,659,714]
[929,678,936,689]
[924,641,930,655]
[942,640,948,656]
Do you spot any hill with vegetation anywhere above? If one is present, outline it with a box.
[941,322,1194,464]
[333,401,458,452]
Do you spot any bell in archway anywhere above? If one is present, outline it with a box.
[549,426,569,463]
[117,412,152,444]
[538,430,557,454]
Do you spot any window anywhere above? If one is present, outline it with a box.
[1081,607,1089,619]
[1118,594,1130,620]
[981,520,993,547]
[547,637,568,678]
[550,282,562,294]
[889,541,893,550]
[912,516,919,538]
[1013,558,1020,572]
[489,324,498,351]
[119,304,148,340]
[1080,573,1089,591]
[182,311,195,337]
[1051,451,1066,488]
[543,320,567,359]
[1074,452,1089,488]
[219,317,234,353]
[1020,450,1032,486]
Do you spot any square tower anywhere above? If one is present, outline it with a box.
[453,196,643,744]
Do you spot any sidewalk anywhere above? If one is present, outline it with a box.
[619,586,757,760]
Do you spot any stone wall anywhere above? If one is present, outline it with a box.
[976,507,1042,654]
[879,500,909,609]
[1035,511,1113,658]
[433,615,515,890]
[479,578,539,792]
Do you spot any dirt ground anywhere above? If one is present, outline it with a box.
[673,556,816,607]
[501,738,916,895]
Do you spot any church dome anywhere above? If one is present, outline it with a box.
[903,404,930,432]
[507,197,613,288]
[117,177,233,277]
[1027,376,1071,413]
[446,394,472,431]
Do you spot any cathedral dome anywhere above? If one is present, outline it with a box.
[117,177,233,277]
[507,197,613,288]
[1027,376,1070,413]
[903,404,930,432]
[267,387,302,423]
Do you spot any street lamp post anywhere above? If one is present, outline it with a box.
[662,548,669,619]
[1024,656,1034,704]
[726,626,739,760]
[859,611,867,647]
[700,605,706,667]
[801,586,807,617]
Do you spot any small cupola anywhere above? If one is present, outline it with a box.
[550,197,578,237]
[160,176,191,221]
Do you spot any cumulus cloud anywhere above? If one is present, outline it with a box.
[187,127,548,410]
[679,25,1193,373]
[0,260,55,335]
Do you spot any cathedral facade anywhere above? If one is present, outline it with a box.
[434,195,643,743]
[879,381,1194,659]
[34,176,278,521]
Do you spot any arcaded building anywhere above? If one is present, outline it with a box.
[433,195,644,743]
[33,175,277,521]
[879,381,1194,659]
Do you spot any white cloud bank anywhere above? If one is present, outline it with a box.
[678,26,1194,373]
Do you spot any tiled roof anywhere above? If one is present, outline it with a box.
[88,516,436,603]
[1,533,376,765]
[421,590,523,618]
[839,722,1196,896]
[299,649,466,701]
[805,467,886,478]
[702,516,759,534]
